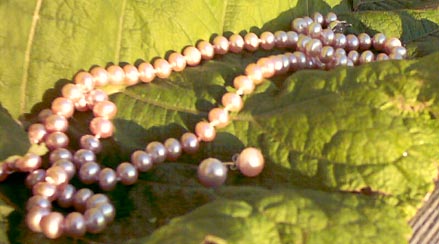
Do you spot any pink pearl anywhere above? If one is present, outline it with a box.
[313,12,324,24]
[389,52,404,60]
[260,32,275,50]
[98,168,117,191]
[25,169,46,188]
[291,18,308,33]
[57,184,76,208]
[75,98,89,112]
[90,117,114,138]
[93,100,117,119]
[372,33,386,51]
[195,121,216,142]
[164,138,182,161]
[86,89,109,108]
[168,52,187,72]
[52,97,74,118]
[123,64,140,86]
[293,51,307,69]
[26,207,50,232]
[38,109,53,123]
[257,57,276,78]
[296,35,311,52]
[45,132,69,150]
[28,123,47,144]
[376,53,389,61]
[346,34,359,51]
[307,23,322,38]
[236,147,264,177]
[229,34,244,53]
[45,166,68,185]
[245,63,264,85]
[208,108,229,128]
[33,182,58,201]
[90,66,109,87]
[26,195,51,211]
[319,46,335,63]
[384,37,402,54]
[347,50,360,64]
[73,188,93,212]
[49,148,72,163]
[325,12,337,26]
[197,40,214,60]
[107,65,125,85]
[391,46,407,57]
[274,31,288,48]
[183,46,202,66]
[45,114,68,132]
[305,39,322,56]
[61,84,83,102]
[285,31,299,48]
[334,33,347,48]
[138,62,156,83]
[180,132,200,154]
[64,212,86,237]
[359,50,374,64]
[116,162,138,185]
[74,71,95,92]
[212,35,229,55]
[244,32,259,51]
[153,58,172,79]
[40,212,64,239]
[357,33,372,50]
[233,75,255,95]
[222,92,243,112]
[16,153,42,172]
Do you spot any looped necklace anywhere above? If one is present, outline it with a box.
[0,12,406,239]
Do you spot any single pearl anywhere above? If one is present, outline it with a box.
[384,37,402,54]
[80,134,102,153]
[183,46,202,66]
[346,34,359,51]
[72,188,93,212]
[285,31,299,48]
[84,208,106,234]
[296,35,312,52]
[257,57,276,78]
[25,169,46,188]
[49,148,72,163]
[358,33,372,50]
[57,184,76,208]
[372,33,386,51]
[391,46,407,57]
[389,52,404,60]
[16,153,42,172]
[305,39,322,56]
[334,33,347,48]
[107,65,125,85]
[359,50,375,64]
[320,28,335,46]
[291,18,308,33]
[245,63,264,85]
[116,162,138,185]
[168,52,187,72]
[347,50,360,64]
[51,97,74,118]
[229,34,244,53]
[64,212,86,237]
[93,100,117,119]
[197,40,214,60]
[131,150,153,172]
[79,162,101,184]
[313,12,324,24]
[308,23,322,38]
[98,168,118,191]
[153,58,172,79]
[303,16,313,25]
[95,202,115,223]
[325,12,338,26]
[212,35,229,55]
[164,138,182,161]
[195,121,216,142]
[335,48,346,57]
[123,64,140,86]
[90,117,114,138]
[244,32,259,51]
[222,92,243,112]
[376,53,389,61]
[333,53,348,66]
[74,71,95,92]
[26,207,50,232]
[90,66,109,87]
[26,195,51,211]
[293,51,307,69]
[197,158,227,188]
[236,147,264,177]
[45,166,69,185]
[233,75,255,95]
[85,193,110,209]
[260,32,275,50]
[271,55,286,74]
[61,83,83,102]
[274,31,288,48]
[73,149,96,169]
[86,89,109,107]
[320,46,335,63]
[28,123,47,144]
[138,62,156,83]
[38,109,53,123]
[53,159,76,180]
[33,182,58,201]
[45,132,69,150]
[146,141,167,164]
[41,212,64,239]
[45,114,68,132]
[180,132,199,154]
[208,108,229,128]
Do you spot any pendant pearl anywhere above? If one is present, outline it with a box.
[236,147,265,177]
[197,158,227,188]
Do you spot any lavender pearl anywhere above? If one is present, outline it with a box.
[117,162,138,185]
[348,50,360,64]
[320,28,335,46]
[131,150,153,172]
[146,141,167,164]
[25,169,46,188]
[305,39,322,56]
[26,195,52,211]
[64,212,86,237]
[293,51,307,69]
[164,138,182,161]
[197,158,227,188]
[73,188,93,212]
[79,162,101,184]
[358,33,372,50]
[296,35,312,52]
[320,46,335,63]
[53,159,76,180]
[313,12,324,24]
[334,33,347,48]
[80,134,102,153]
[274,31,288,48]
[308,22,322,38]
[45,114,68,132]
[57,184,76,208]
[45,132,69,150]
[73,149,96,168]
[84,208,106,234]
[99,168,118,191]
[49,148,72,164]
[285,31,299,48]
[346,34,359,51]
[95,202,116,223]
[180,132,199,154]
[86,193,110,209]
[359,50,375,64]
[325,12,337,26]
[40,212,64,239]
[372,33,386,51]
[291,18,308,33]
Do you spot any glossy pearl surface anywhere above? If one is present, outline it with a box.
[116,162,138,185]
[49,148,72,163]
[72,188,93,212]
[195,121,216,142]
[146,141,167,164]
[45,132,69,150]
[138,62,156,83]
[107,65,125,85]
[244,32,259,51]
[64,212,86,237]
[236,147,264,177]
[213,35,229,55]
[229,34,244,53]
[183,46,202,66]
[180,132,200,154]
[164,138,182,161]
[222,92,243,112]
[16,153,42,172]
[25,169,46,188]
[28,123,47,144]
[53,159,76,180]
[74,71,94,91]
[131,150,153,172]
[84,208,106,234]
[93,100,117,119]
[123,64,140,86]
[233,75,255,94]
[33,182,58,201]
[79,162,101,184]
[86,194,110,209]
[197,158,227,188]
[26,207,50,232]
[90,66,109,87]
[208,108,229,128]
[57,184,76,208]
[52,97,74,118]
[153,58,172,79]
[197,40,214,60]
[95,202,115,223]
[26,195,52,211]
[168,52,187,72]
[40,212,64,239]
[73,149,96,168]
[90,117,114,138]
[99,168,118,191]
[45,166,69,185]
[80,134,102,153]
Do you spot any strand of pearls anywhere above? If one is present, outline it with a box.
[0,12,405,239]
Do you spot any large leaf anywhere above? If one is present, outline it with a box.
[1,0,439,243]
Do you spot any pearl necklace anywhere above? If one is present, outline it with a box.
[0,12,406,239]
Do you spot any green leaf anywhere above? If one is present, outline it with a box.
[0,105,29,161]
